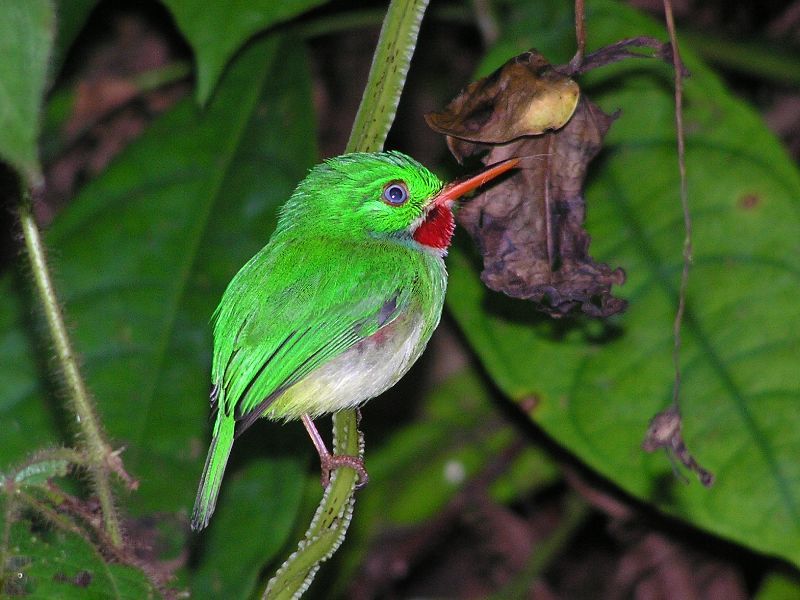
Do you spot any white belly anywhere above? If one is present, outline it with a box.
[264,308,428,420]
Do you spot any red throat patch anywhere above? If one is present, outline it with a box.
[413,204,455,251]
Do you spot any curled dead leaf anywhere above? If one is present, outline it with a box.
[643,405,715,487]
[425,50,580,161]
[428,49,627,318]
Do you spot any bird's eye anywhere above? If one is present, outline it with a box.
[382,181,409,206]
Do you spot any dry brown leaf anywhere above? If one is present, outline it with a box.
[642,405,715,486]
[427,50,629,318]
[426,50,580,162]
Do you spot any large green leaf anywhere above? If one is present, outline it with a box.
[0,32,317,558]
[160,0,329,104]
[0,0,55,183]
[447,0,800,565]
[755,571,800,600]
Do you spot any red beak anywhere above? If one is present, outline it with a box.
[433,157,520,205]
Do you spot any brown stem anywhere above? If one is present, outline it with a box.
[663,0,693,411]
[569,0,587,70]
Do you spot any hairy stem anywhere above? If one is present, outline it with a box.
[264,411,361,598]
[263,0,430,597]
[17,185,123,548]
[346,0,431,154]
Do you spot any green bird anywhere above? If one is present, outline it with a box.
[191,151,518,531]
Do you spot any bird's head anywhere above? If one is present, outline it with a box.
[277,151,517,255]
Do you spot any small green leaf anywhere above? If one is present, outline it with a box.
[12,459,70,487]
[0,0,55,184]
[447,0,800,566]
[161,0,329,104]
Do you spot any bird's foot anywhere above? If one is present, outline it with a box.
[319,453,369,489]
[301,413,368,489]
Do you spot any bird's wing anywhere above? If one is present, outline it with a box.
[211,240,415,430]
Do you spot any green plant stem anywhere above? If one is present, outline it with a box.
[294,8,385,39]
[263,1,430,597]
[17,185,123,548]
[264,412,361,598]
[346,0,431,154]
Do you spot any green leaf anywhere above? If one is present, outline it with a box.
[0,0,55,184]
[1,500,158,599]
[9,458,70,488]
[447,0,800,566]
[160,0,329,104]
[191,459,305,600]
[0,33,316,527]
[0,284,61,463]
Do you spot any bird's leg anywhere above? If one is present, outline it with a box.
[301,413,369,489]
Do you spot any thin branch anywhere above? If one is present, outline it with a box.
[17,183,123,548]
[663,0,692,411]
[492,493,589,599]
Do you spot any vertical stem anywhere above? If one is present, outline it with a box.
[17,185,123,548]
[569,0,586,70]
[491,494,589,599]
[347,0,431,153]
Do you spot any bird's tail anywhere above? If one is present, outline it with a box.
[191,415,235,531]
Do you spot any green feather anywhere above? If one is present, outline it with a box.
[191,403,235,531]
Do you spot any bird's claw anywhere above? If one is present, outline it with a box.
[320,454,369,489]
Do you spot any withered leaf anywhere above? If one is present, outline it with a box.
[425,50,580,163]
[643,405,715,487]
[427,50,626,318]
